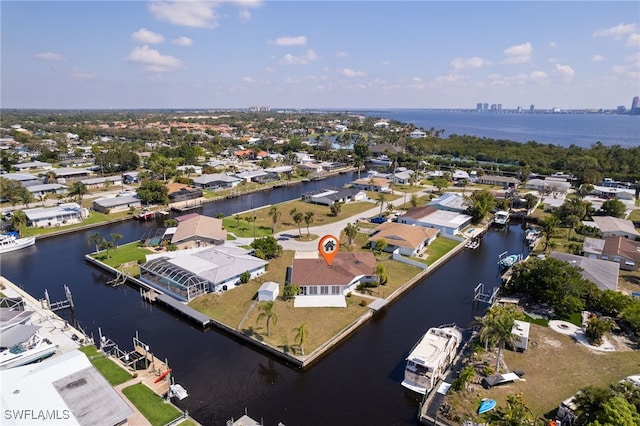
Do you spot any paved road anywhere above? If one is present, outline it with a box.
[269,188,434,252]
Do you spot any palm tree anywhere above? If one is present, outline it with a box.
[110,232,123,248]
[290,209,304,237]
[88,232,102,252]
[330,201,343,217]
[10,211,27,236]
[375,193,387,218]
[100,239,116,259]
[540,215,560,251]
[38,193,49,206]
[374,263,387,285]
[69,181,88,204]
[303,211,314,236]
[476,305,519,372]
[257,301,278,336]
[565,214,580,238]
[268,206,282,234]
[293,323,308,355]
[410,193,419,208]
[234,214,241,229]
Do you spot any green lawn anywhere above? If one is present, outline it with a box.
[122,383,182,426]
[78,345,132,386]
[423,237,460,265]
[90,241,151,269]
[628,209,640,221]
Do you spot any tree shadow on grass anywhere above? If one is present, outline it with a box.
[242,326,264,342]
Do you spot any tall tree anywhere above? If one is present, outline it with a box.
[110,232,123,248]
[294,323,308,355]
[88,232,102,252]
[257,301,278,337]
[344,222,359,246]
[476,304,521,372]
[268,206,282,233]
[10,211,27,236]
[375,193,387,218]
[68,181,88,204]
[290,209,304,237]
[303,211,314,236]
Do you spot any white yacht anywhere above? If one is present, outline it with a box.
[0,325,57,370]
[369,155,393,166]
[0,232,36,254]
[401,325,463,395]
[493,210,510,225]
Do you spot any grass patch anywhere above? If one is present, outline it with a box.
[78,345,132,386]
[446,325,640,421]
[619,270,640,294]
[122,383,182,426]
[90,241,151,268]
[523,315,549,327]
[423,237,460,265]
[628,209,640,221]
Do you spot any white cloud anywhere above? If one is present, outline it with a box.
[412,77,422,82]
[381,60,391,65]
[434,73,465,83]
[172,36,193,46]
[591,54,605,62]
[549,41,558,48]
[529,70,547,80]
[593,23,637,40]
[242,76,256,83]
[264,65,276,73]
[336,51,349,58]
[449,56,490,70]
[279,49,317,65]
[272,36,307,46]
[239,8,252,22]
[34,52,65,61]
[628,32,640,47]
[554,63,575,79]
[339,68,366,77]
[126,45,184,72]
[69,69,96,80]
[132,28,164,44]
[503,42,533,64]
[149,1,219,28]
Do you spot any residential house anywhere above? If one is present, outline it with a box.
[52,167,93,183]
[302,187,366,206]
[264,165,293,180]
[399,205,472,236]
[590,216,640,239]
[524,178,571,194]
[298,161,324,175]
[367,222,439,257]
[80,175,122,190]
[23,203,85,228]
[583,236,640,271]
[452,170,470,182]
[369,143,403,156]
[192,173,241,190]
[140,245,268,302]
[176,165,202,176]
[477,174,520,189]
[166,182,202,203]
[234,170,270,184]
[1,173,40,187]
[591,185,636,201]
[92,194,141,214]
[351,177,391,193]
[12,161,53,171]
[549,252,619,291]
[122,171,139,184]
[428,192,468,213]
[25,183,67,199]
[0,350,134,426]
[170,214,227,248]
[290,252,377,308]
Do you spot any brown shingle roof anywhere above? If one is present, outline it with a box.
[603,236,640,262]
[171,214,227,244]
[402,205,437,220]
[291,252,376,286]
[368,222,439,249]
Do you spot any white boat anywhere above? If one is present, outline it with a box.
[0,326,57,370]
[0,232,36,254]
[401,325,463,395]
[493,210,510,225]
[369,155,393,166]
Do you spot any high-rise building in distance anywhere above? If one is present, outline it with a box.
[631,96,640,115]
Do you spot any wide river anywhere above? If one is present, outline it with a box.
[0,172,527,425]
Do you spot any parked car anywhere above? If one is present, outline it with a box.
[370,216,387,224]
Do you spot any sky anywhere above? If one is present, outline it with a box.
[1,1,639,110]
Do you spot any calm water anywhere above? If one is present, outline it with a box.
[357,109,640,148]
[0,174,528,425]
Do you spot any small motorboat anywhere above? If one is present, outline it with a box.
[477,398,496,414]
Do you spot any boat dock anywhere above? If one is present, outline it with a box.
[154,293,212,328]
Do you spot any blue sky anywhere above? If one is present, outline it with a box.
[2,1,639,110]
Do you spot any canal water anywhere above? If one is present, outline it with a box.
[0,172,526,425]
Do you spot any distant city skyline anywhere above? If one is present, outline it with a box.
[1,1,639,110]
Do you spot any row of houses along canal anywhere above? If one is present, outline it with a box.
[0,171,528,425]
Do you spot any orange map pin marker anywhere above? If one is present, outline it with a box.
[318,235,339,266]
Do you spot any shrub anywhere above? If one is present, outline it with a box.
[239,271,251,284]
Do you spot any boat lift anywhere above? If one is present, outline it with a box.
[41,285,74,313]
[473,282,499,305]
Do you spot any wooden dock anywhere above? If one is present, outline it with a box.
[154,293,212,328]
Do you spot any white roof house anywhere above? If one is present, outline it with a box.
[591,216,640,239]
[550,252,619,291]
[0,350,133,426]
[258,281,279,302]
[24,203,85,228]
[192,173,241,189]
[399,206,472,236]
[428,192,467,213]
